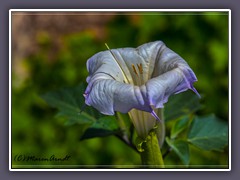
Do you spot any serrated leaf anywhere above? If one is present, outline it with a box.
[41,83,102,125]
[42,88,80,112]
[170,116,189,139]
[188,114,228,151]
[164,91,201,122]
[166,137,190,165]
[42,83,125,141]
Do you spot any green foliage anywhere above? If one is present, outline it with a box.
[40,82,228,168]
[91,116,119,130]
[164,91,202,122]
[80,116,121,140]
[41,83,123,141]
[41,83,101,125]
[188,115,228,151]
[166,137,190,165]
[170,116,189,139]
[164,114,228,167]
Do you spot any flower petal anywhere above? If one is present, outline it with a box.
[86,41,167,85]
[146,67,198,108]
[85,41,199,114]
[85,79,152,115]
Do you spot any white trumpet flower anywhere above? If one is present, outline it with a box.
[84,41,200,139]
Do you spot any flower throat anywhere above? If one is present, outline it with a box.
[105,43,146,86]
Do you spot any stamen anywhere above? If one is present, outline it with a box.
[132,64,138,76]
[137,63,143,74]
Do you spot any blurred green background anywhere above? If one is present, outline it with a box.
[11,11,229,168]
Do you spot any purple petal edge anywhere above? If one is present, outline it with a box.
[151,110,162,123]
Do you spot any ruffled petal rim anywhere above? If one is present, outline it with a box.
[84,41,200,117]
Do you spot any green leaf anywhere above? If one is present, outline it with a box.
[80,128,121,140]
[164,91,202,122]
[170,116,189,139]
[166,137,190,165]
[187,114,228,151]
[62,112,95,126]
[42,83,126,141]
[91,116,119,130]
[41,83,102,126]
[80,116,121,140]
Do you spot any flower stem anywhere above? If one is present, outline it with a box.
[140,131,165,168]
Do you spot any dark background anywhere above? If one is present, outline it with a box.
[11,11,229,168]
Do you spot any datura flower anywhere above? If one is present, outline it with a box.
[84,41,200,140]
